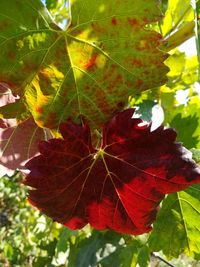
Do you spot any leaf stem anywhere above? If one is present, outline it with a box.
[151,252,175,267]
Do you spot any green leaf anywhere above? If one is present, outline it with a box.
[99,238,149,267]
[56,227,75,253]
[191,148,200,164]
[0,0,168,130]
[0,99,27,120]
[161,0,194,37]
[170,112,199,149]
[168,96,200,149]
[67,229,150,267]
[161,52,198,93]
[33,256,52,267]
[3,243,13,260]
[196,0,200,74]
[137,246,150,267]
[45,0,58,10]
[45,0,70,26]
[149,184,200,259]
[161,21,195,51]
[136,100,156,122]
[68,230,122,267]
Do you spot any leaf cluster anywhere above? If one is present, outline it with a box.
[1,0,200,266]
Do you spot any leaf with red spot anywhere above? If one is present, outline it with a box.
[0,0,168,130]
[25,109,200,235]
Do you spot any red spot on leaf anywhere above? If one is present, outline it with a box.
[91,22,105,33]
[0,20,10,30]
[111,17,118,26]
[143,17,149,24]
[84,54,98,70]
[116,74,122,81]
[8,51,16,60]
[128,17,138,26]
[95,89,109,112]
[25,109,200,235]
[135,79,144,88]
[22,63,37,73]
[131,59,143,67]
[35,106,43,113]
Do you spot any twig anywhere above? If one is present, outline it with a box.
[151,252,176,267]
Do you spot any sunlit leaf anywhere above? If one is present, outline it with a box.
[0,118,46,175]
[162,21,195,51]
[0,83,46,174]
[0,0,168,130]
[149,184,200,259]
[168,96,200,149]
[25,109,200,235]
[161,0,194,37]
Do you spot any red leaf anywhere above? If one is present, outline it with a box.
[25,109,200,235]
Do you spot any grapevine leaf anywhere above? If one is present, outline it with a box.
[64,229,149,267]
[0,82,27,121]
[0,118,45,174]
[168,96,200,149]
[161,21,195,51]
[0,83,46,174]
[196,0,200,68]
[149,184,200,259]
[191,148,200,164]
[0,0,168,130]
[45,0,70,26]
[161,0,194,37]
[25,109,200,235]
[98,238,150,267]
[0,82,17,107]
[68,230,121,267]
[45,0,58,10]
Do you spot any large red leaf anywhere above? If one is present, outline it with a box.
[25,109,200,235]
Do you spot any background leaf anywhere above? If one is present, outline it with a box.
[161,0,194,37]
[0,84,46,175]
[0,118,45,175]
[149,184,200,259]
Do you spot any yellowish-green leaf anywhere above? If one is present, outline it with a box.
[0,0,168,130]
[161,21,195,51]
[161,0,194,37]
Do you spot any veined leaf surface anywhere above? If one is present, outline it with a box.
[0,83,45,174]
[149,185,200,258]
[25,109,200,235]
[0,0,168,130]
